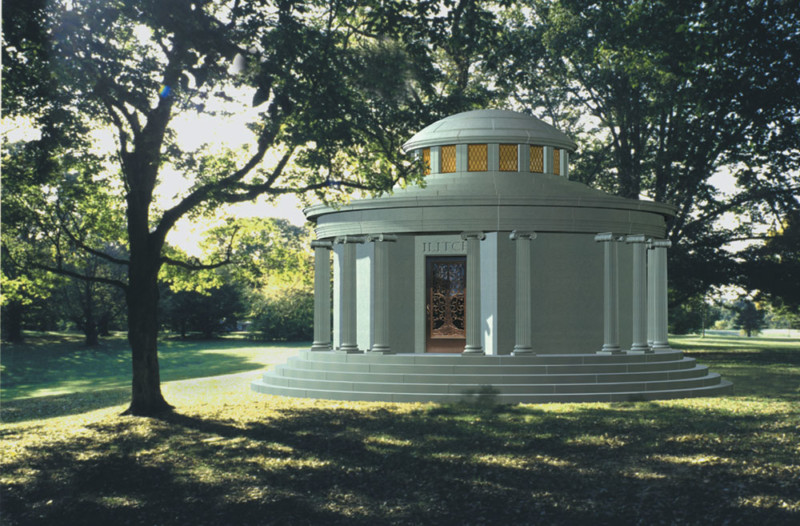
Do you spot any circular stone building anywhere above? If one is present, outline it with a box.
[252,109,732,403]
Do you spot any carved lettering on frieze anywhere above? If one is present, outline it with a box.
[422,240,467,254]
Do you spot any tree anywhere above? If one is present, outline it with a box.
[3,0,484,415]
[56,250,128,346]
[161,284,244,338]
[735,301,765,337]
[740,213,800,316]
[494,0,800,303]
[250,284,314,341]
[162,217,315,340]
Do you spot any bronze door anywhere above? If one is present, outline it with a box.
[426,256,466,353]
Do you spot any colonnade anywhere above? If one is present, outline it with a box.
[310,231,672,355]
[595,233,672,354]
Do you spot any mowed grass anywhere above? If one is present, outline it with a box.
[1,334,799,525]
[671,333,800,402]
[1,332,303,400]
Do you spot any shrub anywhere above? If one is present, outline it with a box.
[250,284,313,341]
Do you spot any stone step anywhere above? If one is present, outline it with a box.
[273,363,709,385]
[250,378,734,404]
[283,356,698,376]
[300,349,685,366]
[259,370,720,395]
[250,349,731,404]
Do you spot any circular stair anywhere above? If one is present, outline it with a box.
[251,349,732,404]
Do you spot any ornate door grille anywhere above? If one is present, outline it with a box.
[427,258,467,342]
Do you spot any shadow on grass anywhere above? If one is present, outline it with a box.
[0,388,132,424]
[2,401,799,525]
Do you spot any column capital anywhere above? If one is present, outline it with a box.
[367,233,398,243]
[334,235,367,245]
[649,239,672,249]
[510,230,537,241]
[311,240,333,249]
[625,234,648,244]
[595,232,622,243]
[460,231,486,241]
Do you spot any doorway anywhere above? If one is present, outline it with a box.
[426,256,467,353]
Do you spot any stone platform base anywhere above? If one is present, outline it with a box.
[250,349,732,404]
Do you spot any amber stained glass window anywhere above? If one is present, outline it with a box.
[468,144,488,172]
[499,144,518,172]
[441,145,456,173]
[530,145,544,173]
[422,148,431,175]
[553,149,561,175]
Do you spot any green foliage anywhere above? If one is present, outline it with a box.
[249,283,314,341]
[740,213,800,315]
[4,0,483,413]
[766,302,800,331]
[159,217,313,340]
[734,301,766,338]
[669,293,721,335]
[4,0,798,412]
[160,283,245,338]
[494,0,800,302]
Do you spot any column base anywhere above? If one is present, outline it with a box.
[628,343,654,354]
[310,342,332,352]
[336,345,363,354]
[512,346,535,356]
[651,342,671,350]
[462,346,485,355]
[368,345,394,355]
[597,345,624,355]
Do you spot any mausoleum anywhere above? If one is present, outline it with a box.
[252,109,732,403]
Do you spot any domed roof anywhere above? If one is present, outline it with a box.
[402,109,578,152]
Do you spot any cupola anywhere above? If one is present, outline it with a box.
[402,109,578,178]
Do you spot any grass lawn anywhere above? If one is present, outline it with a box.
[1,333,799,525]
[1,332,303,400]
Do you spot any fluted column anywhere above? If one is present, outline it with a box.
[595,233,623,354]
[647,244,655,346]
[651,239,672,349]
[461,231,486,355]
[335,235,366,353]
[368,234,397,354]
[510,231,536,355]
[627,234,652,353]
[310,240,333,351]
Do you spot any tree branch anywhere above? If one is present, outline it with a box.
[160,226,239,271]
[154,123,284,242]
[53,201,130,267]
[693,185,800,226]
[160,255,232,271]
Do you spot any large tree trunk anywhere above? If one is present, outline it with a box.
[124,259,172,415]
[123,152,172,415]
[98,311,112,337]
[82,281,100,347]
[1,302,25,343]
[120,73,176,416]
[84,323,100,347]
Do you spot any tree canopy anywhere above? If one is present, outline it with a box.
[3,0,477,415]
[3,0,799,415]
[494,0,800,303]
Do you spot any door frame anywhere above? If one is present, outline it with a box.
[425,255,467,353]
